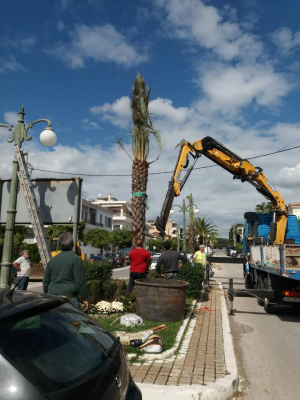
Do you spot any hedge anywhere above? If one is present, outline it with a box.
[147,261,204,299]
[83,261,113,281]
[83,261,116,304]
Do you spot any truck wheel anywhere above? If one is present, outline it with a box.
[256,274,264,306]
[263,277,277,314]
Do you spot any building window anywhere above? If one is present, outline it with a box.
[113,225,121,230]
[100,214,102,223]
[113,209,121,216]
[105,216,112,228]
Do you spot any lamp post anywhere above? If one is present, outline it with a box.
[0,105,56,288]
[170,199,199,253]
[206,234,210,254]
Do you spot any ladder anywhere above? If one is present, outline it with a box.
[15,144,52,269]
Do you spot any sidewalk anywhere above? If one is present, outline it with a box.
[130,284,238,399]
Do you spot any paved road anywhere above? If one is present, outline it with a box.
[212,250,300,400]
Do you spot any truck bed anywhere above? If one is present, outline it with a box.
[250,244,300,281]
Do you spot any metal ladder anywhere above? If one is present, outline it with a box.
[15,144,52,269]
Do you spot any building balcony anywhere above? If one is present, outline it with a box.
[84,219,104,227]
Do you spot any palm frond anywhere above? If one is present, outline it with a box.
[116,137,133,161]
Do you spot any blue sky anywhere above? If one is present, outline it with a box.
[1,0,300,236]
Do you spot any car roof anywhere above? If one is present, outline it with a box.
[0,289,66,323]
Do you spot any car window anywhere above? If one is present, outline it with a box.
[0,304,115,394]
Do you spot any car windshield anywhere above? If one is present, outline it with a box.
[0,303,115,394]
[151,256,160,263]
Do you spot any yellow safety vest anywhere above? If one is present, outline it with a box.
[195,251,206,264]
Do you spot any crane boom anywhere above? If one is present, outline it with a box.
[155,136,287,244]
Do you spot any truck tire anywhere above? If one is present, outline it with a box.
[263,277,278,314]
[256,274,264,306]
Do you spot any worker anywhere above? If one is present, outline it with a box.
[193,244,211,291]
[156,241,188,279]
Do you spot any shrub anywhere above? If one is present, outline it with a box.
[83,261,113,281]
[103,280,117,300]
[179,261,204,298]
[86,280,103,304]
[147,261,204,298]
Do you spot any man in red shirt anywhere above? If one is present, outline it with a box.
[126,239,151,293]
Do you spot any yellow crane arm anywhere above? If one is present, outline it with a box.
[155,136,287,244]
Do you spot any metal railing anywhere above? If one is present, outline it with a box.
[84,219,103,227]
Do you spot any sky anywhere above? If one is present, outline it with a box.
[1,0,300,237]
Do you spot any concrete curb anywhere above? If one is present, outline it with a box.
[129,299,197,361]
[137,282,238,400]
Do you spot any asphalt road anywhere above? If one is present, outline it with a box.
[211,250,300,400]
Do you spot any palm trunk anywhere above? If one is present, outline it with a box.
[132,159,149,244]
[187,193,195,253]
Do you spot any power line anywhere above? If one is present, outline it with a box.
[31,143,300,177]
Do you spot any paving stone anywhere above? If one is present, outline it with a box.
[143,376,156,384]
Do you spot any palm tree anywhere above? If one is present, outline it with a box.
[194,217,220,245]
[117,74,162,244]
[255,202,272,213]
[186,193,195,253]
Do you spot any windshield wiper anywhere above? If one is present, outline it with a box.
[104,337,120,358]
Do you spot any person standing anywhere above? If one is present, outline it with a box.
[43,232,89,311]
[126,239,151,293]
[13,250,31,290]
[193,244,210,291]
[156,241,188,279]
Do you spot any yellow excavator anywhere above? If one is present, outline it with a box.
[155,136,288,245]
[50,238,85,260]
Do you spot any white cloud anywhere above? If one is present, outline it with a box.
[4,111,19,126]
[278,164,300,189]
[1,36,37,53]
[81,119,102,130]
[149,98,194,124]
[153,0,264,62]
[271,27,300,55]
[46,24,147,68]
[198,64,291,114]
[90,96,131,128]
[0,55,23,74]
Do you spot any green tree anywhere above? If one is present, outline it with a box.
[146,238,164,252]
[255,202,272,213]
[109,229,133,249]
[83,228,110,253]
[45,220,85,241]
[117,74,162,244]
[0,225,28,260]
[194,217,220,245]
[215,237,230,249]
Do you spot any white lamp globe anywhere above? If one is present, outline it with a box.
[194,208,199,214]
[170,209,175,215]
[40,127,57,147]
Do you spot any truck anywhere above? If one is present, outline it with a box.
[155,136,300,313]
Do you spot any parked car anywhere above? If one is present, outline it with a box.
[0,289,142,400]
[150,255,161,270]
[91,255,107,262]
[120,247,133,266]
[225,246,237,256]
[105,252,125,268]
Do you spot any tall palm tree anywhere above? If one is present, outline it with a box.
[186,193,195,253]
[117,74,162,244]
[194,217,220,245]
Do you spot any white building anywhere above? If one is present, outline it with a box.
[80,199,113,260]
[288,202,300,220]
[92,194,132,231]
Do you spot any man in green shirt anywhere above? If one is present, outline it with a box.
[43,233,89,311]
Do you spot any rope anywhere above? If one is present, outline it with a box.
[132,191,149,209]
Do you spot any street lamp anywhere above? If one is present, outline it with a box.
[0,105,56,288]
[170,199,199,253]
[206,234,210,254]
